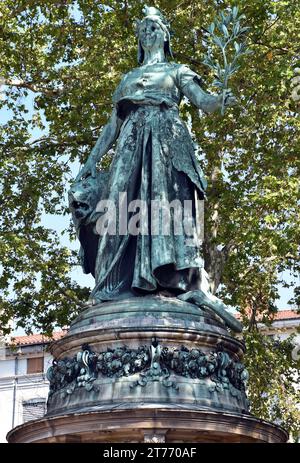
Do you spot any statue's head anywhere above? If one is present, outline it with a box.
[136,6,173,64]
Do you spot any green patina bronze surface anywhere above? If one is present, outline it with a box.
[69,6,241,332]
[46,342,248,401]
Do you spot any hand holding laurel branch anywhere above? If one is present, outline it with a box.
[202,6,251,115]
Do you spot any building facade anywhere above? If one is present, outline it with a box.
[0,331,64,443]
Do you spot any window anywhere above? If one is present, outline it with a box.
[22,398,46,423]
[27,357,44,374]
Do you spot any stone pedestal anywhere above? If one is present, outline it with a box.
[7,296,288,443]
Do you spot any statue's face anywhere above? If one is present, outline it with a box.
[138,18,166,52]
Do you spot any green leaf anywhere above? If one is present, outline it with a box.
[222,24,229,38]
[208,22,215,34]
[234,41,240,53]
[232,6,239,20]
[212,36,224,48]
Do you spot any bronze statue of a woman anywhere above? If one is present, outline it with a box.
[69,6,242,333]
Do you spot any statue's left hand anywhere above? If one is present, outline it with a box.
[75,157,97,182]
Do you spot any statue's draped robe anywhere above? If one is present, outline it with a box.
[81,63,208,300]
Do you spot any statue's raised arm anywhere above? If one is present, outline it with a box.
[177,64,236,113]
[76,108,123,181]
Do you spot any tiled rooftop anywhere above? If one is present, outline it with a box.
[9,330,66,346]
[236,309,300,321]
[270,310,300,320]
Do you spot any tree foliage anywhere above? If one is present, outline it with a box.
[243,330,300,441]
[0,0,299,436]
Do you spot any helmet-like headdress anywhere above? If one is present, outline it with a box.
[136,6,173,65]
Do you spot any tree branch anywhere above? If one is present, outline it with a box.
[4,78,62,97]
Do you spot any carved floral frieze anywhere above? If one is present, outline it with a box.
[46,341,248,404]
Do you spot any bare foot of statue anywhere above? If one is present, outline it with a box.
[177,289,243,333]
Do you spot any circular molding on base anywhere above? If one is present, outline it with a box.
[7,406,288,443]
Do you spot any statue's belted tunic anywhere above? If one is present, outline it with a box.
[85,62,209,300]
